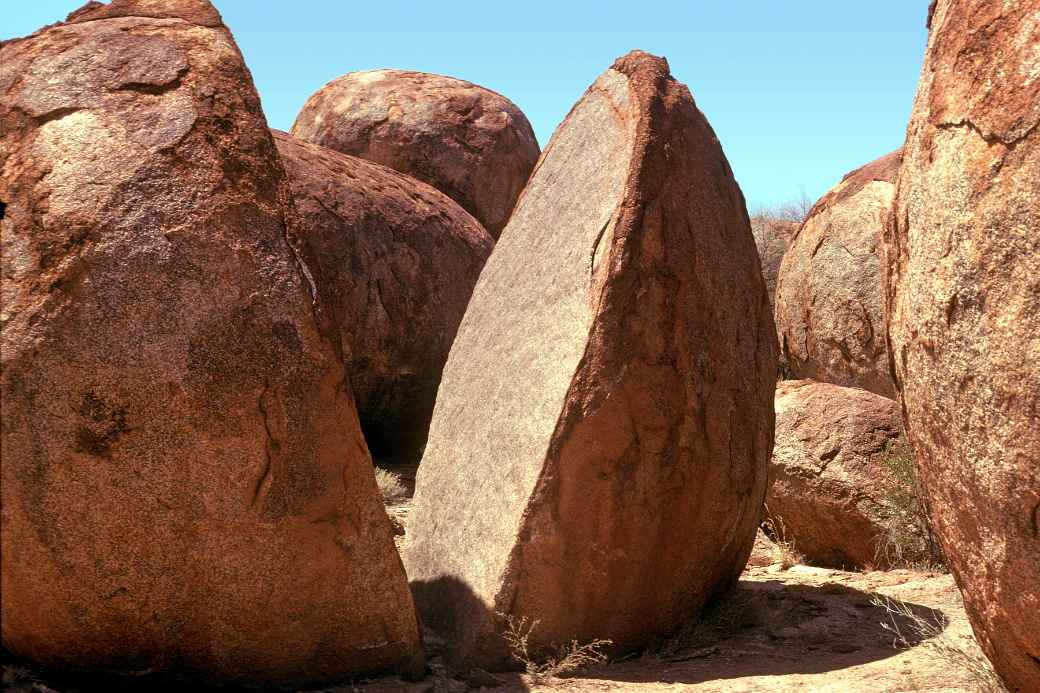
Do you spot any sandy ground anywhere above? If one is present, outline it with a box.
[324,564,982,693]
[335,465,992,693]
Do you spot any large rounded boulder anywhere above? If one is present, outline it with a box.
[273,130,493,463]
[404,51,776,670]
[883,0,1040,689]
[774,151,901,398]
[0,1,422,686]
[766,380,933,569]
[291,69,540,239]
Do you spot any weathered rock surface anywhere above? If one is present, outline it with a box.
[774,151,901,398]
[0,1,422,686]
[291,69,540,239]
[273,130,493,462]
[766,380,927,569]
[883,1,1040,689]
[404,51,776,670]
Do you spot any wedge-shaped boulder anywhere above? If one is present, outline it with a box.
[883,0,1040,689]
[0,1,422,686]
[291,69,540,239]
[404,51,776,670]
[274,130,493,462]
[774,151,901,398]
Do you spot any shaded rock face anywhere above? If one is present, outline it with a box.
[291,69,540,239]
[273,130,493,462]
[767,380,921,570]
[774,151,901,398]
[404,51,776,671]
[0,1,422,686]
[883,1,1040,689]
[751,216,798,376]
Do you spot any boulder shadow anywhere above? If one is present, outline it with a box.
[409,575,530,691]
[574,578,950,686]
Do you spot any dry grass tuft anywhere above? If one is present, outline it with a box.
[499,613,612,682]
[874,438,944,570]
[871,595,1006,693]
[374,467,408,505]
[762,510,804,570]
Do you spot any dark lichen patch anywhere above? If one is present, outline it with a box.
[74,391,130,457]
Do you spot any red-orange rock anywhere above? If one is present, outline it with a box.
[291,69,540,239]
[883,1,1040,689]
[273,130,493,462]
[774,151,901,398]
[767,380,930,570]
[0,1,422,686]
[404,51,776,670]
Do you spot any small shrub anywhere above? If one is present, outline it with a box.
[499,613,612,682]
[750,192,814,225]
[874,438,943,569]
[761,509,804,570]
[374,467,407,504]
[871,595,1006,692]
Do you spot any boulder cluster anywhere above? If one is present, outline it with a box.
[1,0,1036,691]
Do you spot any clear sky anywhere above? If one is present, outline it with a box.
[5,1,929,210]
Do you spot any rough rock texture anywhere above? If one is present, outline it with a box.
[273,130,493,462]
[774,151,901,398]
[882,1,1040,689]
[766,380,923,569]
[0,1,422,686]
[404,51,776,671]
[291,69,540,239]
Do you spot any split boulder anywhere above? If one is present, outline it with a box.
[291,69,540,239]
[404,51,776,670]
[0,1,422,686]
[883,0,1040,688]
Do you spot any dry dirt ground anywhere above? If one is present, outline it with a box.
[2,465,990,693]
[349,464,989,693]
[331,565,979,693]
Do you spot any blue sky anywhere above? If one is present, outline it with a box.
[5,1,929,210]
